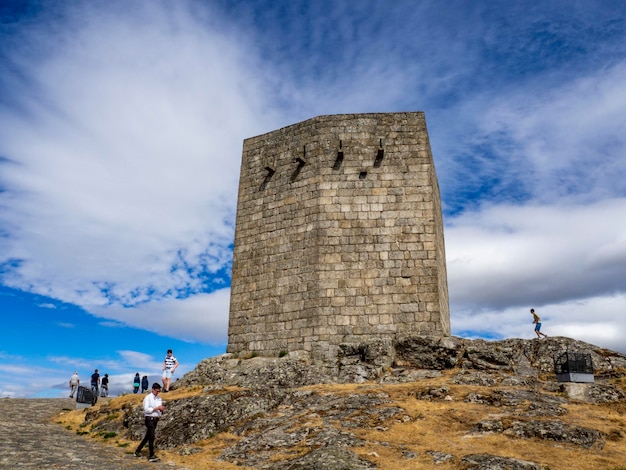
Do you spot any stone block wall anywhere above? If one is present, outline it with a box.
[228,112,449,359]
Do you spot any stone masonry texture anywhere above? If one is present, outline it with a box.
[227,112,450,360]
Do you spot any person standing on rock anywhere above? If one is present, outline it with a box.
[141,375,149,393]
[69,371,80,398]
[90,369,100,396]
[101,373,109,397]
[133,373,141,394]
[134,383,165,462]
[161,349,178,392]
[531,308,548,338]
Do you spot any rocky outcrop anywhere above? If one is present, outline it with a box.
[79,336,626,470]
[472,418,604,448]
[393,335,626,376]
[174,336,626,392]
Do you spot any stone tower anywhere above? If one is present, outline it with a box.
[227,112,449,360]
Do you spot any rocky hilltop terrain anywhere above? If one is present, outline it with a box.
[61,336,626,469]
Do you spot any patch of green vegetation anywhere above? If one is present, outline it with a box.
[279,350,288,358]
[117,442,130,448]
[100,431,117,439]
[104,412,120,421]
[76,431,89,436]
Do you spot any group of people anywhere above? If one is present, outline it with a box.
[69,349,179,463]
[68,349,179,400]
[67,369,109,398]
[133,373,149,394]
[89,369,110,397]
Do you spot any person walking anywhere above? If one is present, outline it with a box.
[133,373,141,394]
[134,383,165,462]
[141,375,149,393]
[101,373,109,397]
[161,349,178,392]
[69,371,80,398]
[531,308,548,338]
[90,369,100,396]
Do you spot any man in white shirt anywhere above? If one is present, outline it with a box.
[134,383,165,462]
[68,371,80,398]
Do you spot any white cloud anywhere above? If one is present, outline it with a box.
[0,360,75,398]
[0,2,275,320]
[38,303,56,309]
[447,199,626,308]
[91,289,230,344]
[116,350,159,369]
[481,62,626,202]
[48,355,99,371]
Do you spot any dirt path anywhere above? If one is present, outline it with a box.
[0,398,183,469]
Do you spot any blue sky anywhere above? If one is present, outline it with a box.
[1,0,625,397]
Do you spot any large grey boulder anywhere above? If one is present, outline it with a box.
[270,446,376,470]
[461,454,546,470]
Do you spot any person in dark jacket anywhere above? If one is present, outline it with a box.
[101,373,109,397]
[133,373,141,393]
[90,369,100,396]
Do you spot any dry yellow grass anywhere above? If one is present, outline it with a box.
[351,381,626,470]
[55,373,626,469]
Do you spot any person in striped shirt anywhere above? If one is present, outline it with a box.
[161,349,178,392]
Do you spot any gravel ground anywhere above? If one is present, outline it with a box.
[0,398,184,469]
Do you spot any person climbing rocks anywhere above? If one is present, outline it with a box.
[531,308,548,338]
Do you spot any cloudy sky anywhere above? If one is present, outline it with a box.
[1,0,625,397]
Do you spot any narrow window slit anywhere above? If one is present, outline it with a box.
[259,166,275,191]
[333,140,344,170]
[291,157,306,182]
[374,139,384,168]
[333,151,344,170]
[359,171,367,179]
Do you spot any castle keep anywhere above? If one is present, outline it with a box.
[227,112,449,359]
